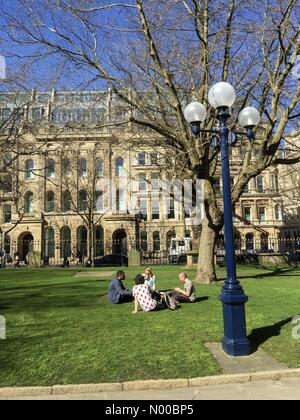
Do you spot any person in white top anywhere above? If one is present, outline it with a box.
[142,266,156,291]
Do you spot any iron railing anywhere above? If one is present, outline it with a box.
[0,237,299,268]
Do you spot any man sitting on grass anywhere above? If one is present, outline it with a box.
[108,271,133,304]
[172,272,196,304]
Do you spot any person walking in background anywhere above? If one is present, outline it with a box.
[14,253,20,268]
[172,272,196,304]
[108,271,133,304]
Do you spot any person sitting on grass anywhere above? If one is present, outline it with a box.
[132,274,167,314]
[172,272,196,304]
[142,266,156,291]
[108,271,133,304]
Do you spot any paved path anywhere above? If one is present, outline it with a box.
[205,343,287,374]
[2,377,300,400]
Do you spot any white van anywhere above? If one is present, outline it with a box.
[169,237,192,264]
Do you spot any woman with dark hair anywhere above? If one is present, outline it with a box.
[132,274,167,313]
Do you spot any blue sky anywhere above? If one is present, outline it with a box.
[0,0,136,91]
[0,0,299,135]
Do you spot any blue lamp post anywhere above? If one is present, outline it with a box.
[184,82,261,356]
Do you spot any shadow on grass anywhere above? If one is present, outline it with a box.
[248,317,293,353]
[0,284,104,311]
[242,266,299,280]
[175,297,209,309]
[195,296,209,303]
[217,266,300,282]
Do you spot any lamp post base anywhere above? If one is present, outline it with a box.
[222,337,251,357]
[220,285,251,357]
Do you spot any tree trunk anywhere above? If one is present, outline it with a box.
[87,226,93,266]
[1,231,6,269]
[91,226,95,269]
[195,215,218,284]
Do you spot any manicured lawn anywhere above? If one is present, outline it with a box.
[0,265,300,387]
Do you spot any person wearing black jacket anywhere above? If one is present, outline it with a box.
[108,271,133,304]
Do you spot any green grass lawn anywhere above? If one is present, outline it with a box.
[0,265,300,387]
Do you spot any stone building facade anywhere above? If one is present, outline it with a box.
[277,132,300,242]
[0,90,298,264]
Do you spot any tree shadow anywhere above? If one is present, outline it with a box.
[0,283,107,311]
[173,297,209,309]
[195,296,209,303]
[241,267,299,280]
[248,317,293,353]
[217,266,299,282]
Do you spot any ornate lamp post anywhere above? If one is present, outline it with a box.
[184,82,261,356]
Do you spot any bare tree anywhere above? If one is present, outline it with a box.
[1,0,300,282]
[0,154,45,267]
[57,142,112,266]
[0,90,67,266]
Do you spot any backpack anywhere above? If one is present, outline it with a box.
[162,292,177,310]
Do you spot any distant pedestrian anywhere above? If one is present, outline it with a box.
[14,253,20,268]
[24,254,29,267]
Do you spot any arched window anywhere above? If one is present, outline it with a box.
[95,159,103,177]
[260,233,269,253]
[4,233,10,255]
[139,173,147,191]
[78,190,88,212]
[95,226,104,257]
[141,231,148,252]
[115,157,124,177]
[62,190,71,212]
[46,191,55,212]
[25,159,34,179]
[153,231,160,252]
[3,204,11,223]
[46,159,55,178]
[233,232,241,251]
[116,189,125,212]
[166,230,176,249]
[62,158,71,175]
[1,175,12,193]
[151,173,159,191]
[167,187,175,219]
[44,228,55,258]
[256,175,264,193]
[95,191,104,211]
[78,158,87,177]
[77,226,87,259]
[245,233,254,251]
[25,191,34,213]
[60,226,71,258]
